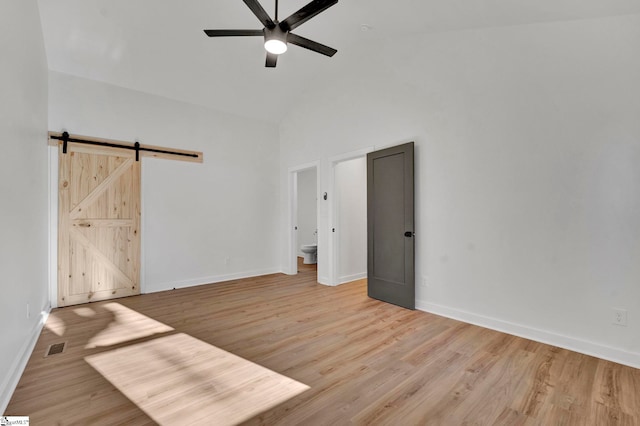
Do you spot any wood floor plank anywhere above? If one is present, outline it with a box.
[6,266,640,425]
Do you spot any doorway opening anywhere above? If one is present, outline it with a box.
[288,162,319,280]
[329,148,372,286]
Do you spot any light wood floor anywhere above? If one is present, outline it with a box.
[297,256,318,273]
[7,266,640,425]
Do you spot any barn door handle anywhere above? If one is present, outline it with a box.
[78,223,91,228]
[404,231,413,237]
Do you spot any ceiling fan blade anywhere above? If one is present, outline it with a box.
[280,0,338,32]
[243,0,275,28]
[204,29,264,37]
[287,33,337,57]
[265,52,278,68]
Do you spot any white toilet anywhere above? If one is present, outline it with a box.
[300,243,317,264]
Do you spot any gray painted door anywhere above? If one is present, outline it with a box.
[367,142,415,309]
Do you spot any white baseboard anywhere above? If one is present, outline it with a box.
[416,300,640,370]
[337,272,367,285]
[0,307,51,414]
[145,268,282,293]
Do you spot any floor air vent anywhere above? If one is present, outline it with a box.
[45,342,67,357]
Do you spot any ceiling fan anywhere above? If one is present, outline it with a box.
[204,0,339,68]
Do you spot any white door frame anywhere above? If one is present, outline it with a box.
[287,161,320,276]
[328,147,374,286]
[48,146,58,308]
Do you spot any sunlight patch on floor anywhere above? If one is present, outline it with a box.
[74,306,97,317]
[44,313,65,337]
[85,302,174,349]
[85,333,309,425]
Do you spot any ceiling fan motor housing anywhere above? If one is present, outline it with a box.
[264,24,289,53]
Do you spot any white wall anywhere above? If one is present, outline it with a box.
[335,157,367,283]
[48,71,281,294]
[279,14,640,367]
[296,169,317,256]
[0,0,49,412]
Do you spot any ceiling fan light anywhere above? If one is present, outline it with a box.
[265,38,287,54]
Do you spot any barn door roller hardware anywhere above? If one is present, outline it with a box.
[51,131,202,163]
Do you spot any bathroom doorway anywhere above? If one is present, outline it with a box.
[296,168,318,273]
[288,162,319,280]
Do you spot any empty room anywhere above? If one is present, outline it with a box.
[2,0,640,424]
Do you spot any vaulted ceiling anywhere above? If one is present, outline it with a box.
[38,0,640,123]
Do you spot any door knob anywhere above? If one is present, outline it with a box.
[404,231,413,237]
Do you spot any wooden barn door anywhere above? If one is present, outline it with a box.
[58,143,141,307]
